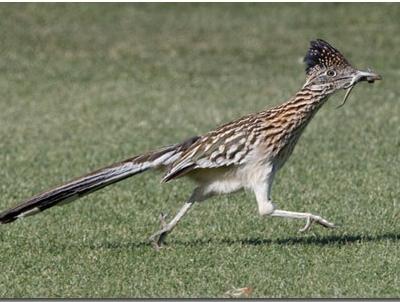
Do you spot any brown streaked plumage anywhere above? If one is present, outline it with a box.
[0,39,381,249]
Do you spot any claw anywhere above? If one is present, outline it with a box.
[147,212,170,251]
[315,217,336,229]
[320,220,337,229]
[159,212,168,228]
[298,215,336,232]
[299,216,313,232]
[149,213,170,251]
[148,230,168,251]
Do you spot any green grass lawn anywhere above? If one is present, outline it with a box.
[0,3,399,298]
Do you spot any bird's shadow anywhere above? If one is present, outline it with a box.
[89,232,400,250]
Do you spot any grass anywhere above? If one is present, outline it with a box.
[0,3,399,298]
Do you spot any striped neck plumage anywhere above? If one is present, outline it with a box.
[283,84,332,113]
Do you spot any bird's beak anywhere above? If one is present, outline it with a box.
[354,69,382,84]
[337,69,381,109]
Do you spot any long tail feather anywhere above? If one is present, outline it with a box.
[0,136,200,224]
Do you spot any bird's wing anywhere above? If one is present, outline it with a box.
[162,113,267,182]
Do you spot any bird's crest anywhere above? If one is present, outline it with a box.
[304,39,351,75]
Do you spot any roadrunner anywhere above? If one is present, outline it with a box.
[0,39,381,249]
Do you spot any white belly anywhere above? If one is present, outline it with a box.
[187,155,274,200]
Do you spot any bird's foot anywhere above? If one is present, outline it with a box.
[299,214,337,232]
[148,229,169,251]
[159,212,168,228]
[148,213,170,250]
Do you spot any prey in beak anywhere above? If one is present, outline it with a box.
[337,69,382,108]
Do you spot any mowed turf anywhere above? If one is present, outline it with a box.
[0,3,399,298]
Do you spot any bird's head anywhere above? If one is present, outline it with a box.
[303,39,381,107]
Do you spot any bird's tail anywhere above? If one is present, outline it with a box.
[0,136,200,224]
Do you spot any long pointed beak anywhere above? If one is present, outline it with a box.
[337,69,381,109]
[355,70,382,83]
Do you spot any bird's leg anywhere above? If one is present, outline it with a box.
[149,188,205,250]
[253,170,336,233]
[148,200,195,250]
[270,209,337,232]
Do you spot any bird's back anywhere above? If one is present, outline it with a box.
[163,88,329,184]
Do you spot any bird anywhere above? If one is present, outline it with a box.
[0,39,381,249]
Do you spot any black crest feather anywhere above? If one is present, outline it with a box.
[304,39,351,75]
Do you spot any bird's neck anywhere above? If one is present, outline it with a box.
[266,85,332,136]
[270,85,331,123]
[286,85,331,113]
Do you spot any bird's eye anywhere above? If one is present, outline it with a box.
[327,70,336,77]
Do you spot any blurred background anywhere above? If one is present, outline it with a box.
[0,3,398,297]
